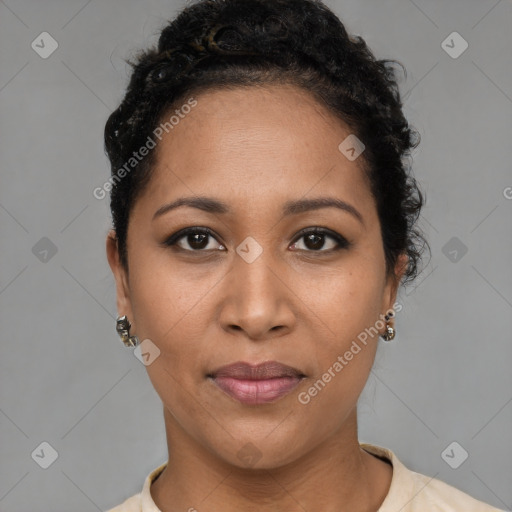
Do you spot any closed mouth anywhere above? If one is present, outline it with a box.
[208,361,306,405]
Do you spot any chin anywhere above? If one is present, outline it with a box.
[207,427,309,470]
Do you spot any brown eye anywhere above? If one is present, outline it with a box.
[163,227,225,252]
[290,228,351,253]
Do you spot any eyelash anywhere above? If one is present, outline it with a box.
[162,226,351,254]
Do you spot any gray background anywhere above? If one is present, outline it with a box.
[1,0,511,510]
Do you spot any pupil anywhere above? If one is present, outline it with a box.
[189,233,208,249]
[305,233,323,250]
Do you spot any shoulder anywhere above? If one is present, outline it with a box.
[104,461,167,512]
[104,492,141,512]
[360,443,504,512]
[406,470,504,511]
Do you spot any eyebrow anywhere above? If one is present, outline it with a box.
[153,196,364,225]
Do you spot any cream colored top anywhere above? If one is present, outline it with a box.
[105,443,504,511]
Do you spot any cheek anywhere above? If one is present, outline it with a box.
[128,246,220,342]
[126,252,221,395]
[296,276,382,431]
[294,346,375,447]
[302,256,384,340]
[298,260,383,403]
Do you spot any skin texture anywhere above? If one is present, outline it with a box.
[107,84,408,511]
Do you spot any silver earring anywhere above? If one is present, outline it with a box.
[380,322,396,342]
[116,315,140,347]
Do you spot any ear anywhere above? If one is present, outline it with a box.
[106,230,134,325]
[381,252,408,325]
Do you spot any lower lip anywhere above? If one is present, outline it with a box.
[211,376,303,405]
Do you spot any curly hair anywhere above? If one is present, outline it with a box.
[104,0,429,287]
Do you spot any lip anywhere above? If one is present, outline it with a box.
[208,361,306,405]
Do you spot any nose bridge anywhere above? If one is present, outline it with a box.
[234,236,281,303]
[221,235,293,337]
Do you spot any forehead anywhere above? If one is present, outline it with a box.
[138,84,375,219]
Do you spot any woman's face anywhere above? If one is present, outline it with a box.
[108,84,406,468]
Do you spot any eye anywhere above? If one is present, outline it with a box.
[163,227,226,252]
[163,226,351,254]
[289,228,350,253]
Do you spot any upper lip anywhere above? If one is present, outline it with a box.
[209,361,306,380]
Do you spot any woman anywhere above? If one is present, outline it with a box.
[103,0,502,510]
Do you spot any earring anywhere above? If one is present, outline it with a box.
[380,322,396,342]
[116,315,140,347]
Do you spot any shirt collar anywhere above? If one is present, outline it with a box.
[360,443,417,511]
[140,462,167,512]
[139,443,414,511]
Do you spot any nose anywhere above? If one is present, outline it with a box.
[218,249,296,341]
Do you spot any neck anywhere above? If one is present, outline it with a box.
[150,407,392,512]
